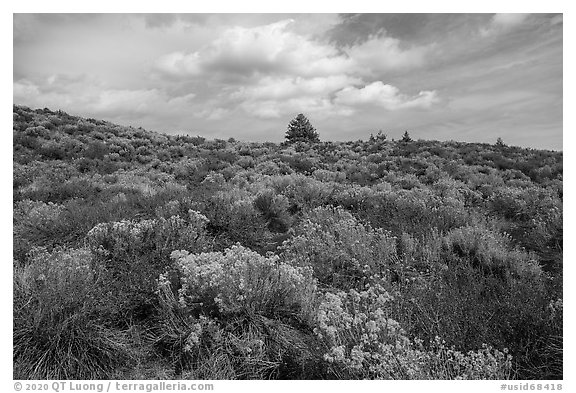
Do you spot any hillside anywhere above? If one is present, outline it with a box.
[13,105,563,380]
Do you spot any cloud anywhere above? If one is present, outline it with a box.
[154,18,430,81]
[13,79,40,98]
[232,78,438,119]
[334,81,438,110]
[195,107,230,121]
[481,13,529,37]
[143,14,179,29]
[13,76,196,121]
[150,18,436,121]
[492,13,529,28]
[239,96,353,119]
[549,14,563,26]
[228,76,360,119]
[344,35,432,75]
[154,51,203,77]
[232,75,361,101]
[154,19,351,79]
[92,89,196,117]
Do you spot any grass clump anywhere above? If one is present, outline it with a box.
[13,248,135,379]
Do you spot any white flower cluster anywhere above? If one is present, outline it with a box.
[87,210,210,259]
[314,283,511,379]
[169,244,316,318]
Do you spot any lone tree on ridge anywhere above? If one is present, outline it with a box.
[401,130,413,143]
[285,114,320,144]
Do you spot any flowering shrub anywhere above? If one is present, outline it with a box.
[315,283,512,379]
[14,247,97,308]
[156,245,321,378]
[88,210,210,260]
[281,206,397,289]
[315,284,414,378]
[424,338,512,380]
[86,211,211,318]
[166,244,317,320]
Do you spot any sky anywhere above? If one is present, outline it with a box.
[13,13,563,150]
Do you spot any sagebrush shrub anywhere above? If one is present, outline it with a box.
[253,189,292,233]
[13,200,65,264]
[14,200,64,241]
[443,225,542,282]
[356,188,471,238]
[156,245,321,378]
[87,210,210,264]
[388,227,558,379]
[488,186,562,268]
[167,244,317,320]
[86,211,211,319]
[315,283,512,379]
[194,186,271,250]
[281,206,397,289]
[265,174,334,211]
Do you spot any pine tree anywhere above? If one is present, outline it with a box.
[285,114,320,144]
[401,130,412,142]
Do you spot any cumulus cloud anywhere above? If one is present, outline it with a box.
[232,75,361,101]
[233,79,437,119]
[154,18,430,81]
[228,76,360,119]
[152,19,437,120]
[481,13,529,37]
[335,81,438,110]
[154,19,351,79]
[154,52,203,77]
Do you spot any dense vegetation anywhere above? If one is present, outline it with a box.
[13,105,562,380]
